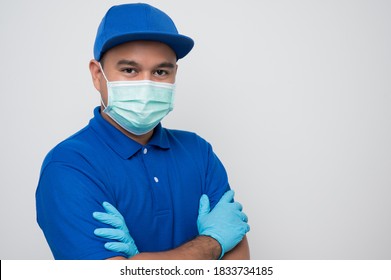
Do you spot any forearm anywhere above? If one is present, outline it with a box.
[107,235,221,260]
[222,236,250,260]
[101,190,250,261]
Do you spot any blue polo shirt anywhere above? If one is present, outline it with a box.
[36,107,230,260]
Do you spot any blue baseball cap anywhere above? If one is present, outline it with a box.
[93,3,194,61]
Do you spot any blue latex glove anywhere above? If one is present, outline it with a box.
[92,201,139,258]
[197,190,250,259]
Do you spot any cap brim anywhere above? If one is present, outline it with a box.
[97,32,194,60]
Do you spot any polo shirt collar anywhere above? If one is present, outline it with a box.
[89,107,170,159]
[148,122,170,150]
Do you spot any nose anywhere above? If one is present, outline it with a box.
[139,71,153,81]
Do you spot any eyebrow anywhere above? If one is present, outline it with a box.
[116,60,175,69]
[116,60,140,67]
[155,62,175,69]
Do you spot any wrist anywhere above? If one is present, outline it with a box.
[197,235,223,260]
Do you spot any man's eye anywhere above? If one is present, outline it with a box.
[155,69,168,76]
[122,68,136,74]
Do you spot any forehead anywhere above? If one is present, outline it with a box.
[101,41,177,64]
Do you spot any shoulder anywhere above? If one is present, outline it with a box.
[40,125,100,172]
[36,125,110,207]
[164,128,211,149]
[161,128,216,169]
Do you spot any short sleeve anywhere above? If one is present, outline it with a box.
[36,160,127,260]
[198,137,231,209]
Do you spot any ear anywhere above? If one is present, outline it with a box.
[89,59,104,92]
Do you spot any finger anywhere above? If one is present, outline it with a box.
[232,201,243,211]
[105,242,139,256]
[92,212,123,228]
[231,207,248,223]
[198,194,210,216]
[219,190,235,203]
[102,201,123,218]
[104,242,128,253]
[93,211,113,222]
[237,220,250,235]
[241,212,248,223]
[94,228,127,241]
[245,223,250,233]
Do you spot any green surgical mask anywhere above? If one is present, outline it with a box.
[100,64,175,135]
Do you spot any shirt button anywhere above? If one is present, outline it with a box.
[143,148,148,154]
[154,177,159,183]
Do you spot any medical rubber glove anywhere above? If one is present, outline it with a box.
[93,201,139,258]
[197,190,250,259]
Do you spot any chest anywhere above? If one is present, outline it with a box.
[103,146,205,251]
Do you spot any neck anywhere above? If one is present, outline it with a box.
[100,106,154,145]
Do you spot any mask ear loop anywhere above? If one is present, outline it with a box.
[98,63,109,109]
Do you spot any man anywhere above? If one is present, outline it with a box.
[36,3,249,260]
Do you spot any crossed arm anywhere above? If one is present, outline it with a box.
[94,190,250,260]
[108,236,249,260]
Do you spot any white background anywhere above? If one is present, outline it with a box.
[0,0,390,259]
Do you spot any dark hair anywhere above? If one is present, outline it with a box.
[99,53,106,69]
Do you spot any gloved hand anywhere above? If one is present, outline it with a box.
[197,190,250,259]
[92,201,139,258]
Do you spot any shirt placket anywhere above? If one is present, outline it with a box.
[141,146,171,213]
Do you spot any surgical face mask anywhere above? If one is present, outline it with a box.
[99,64,175,135]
